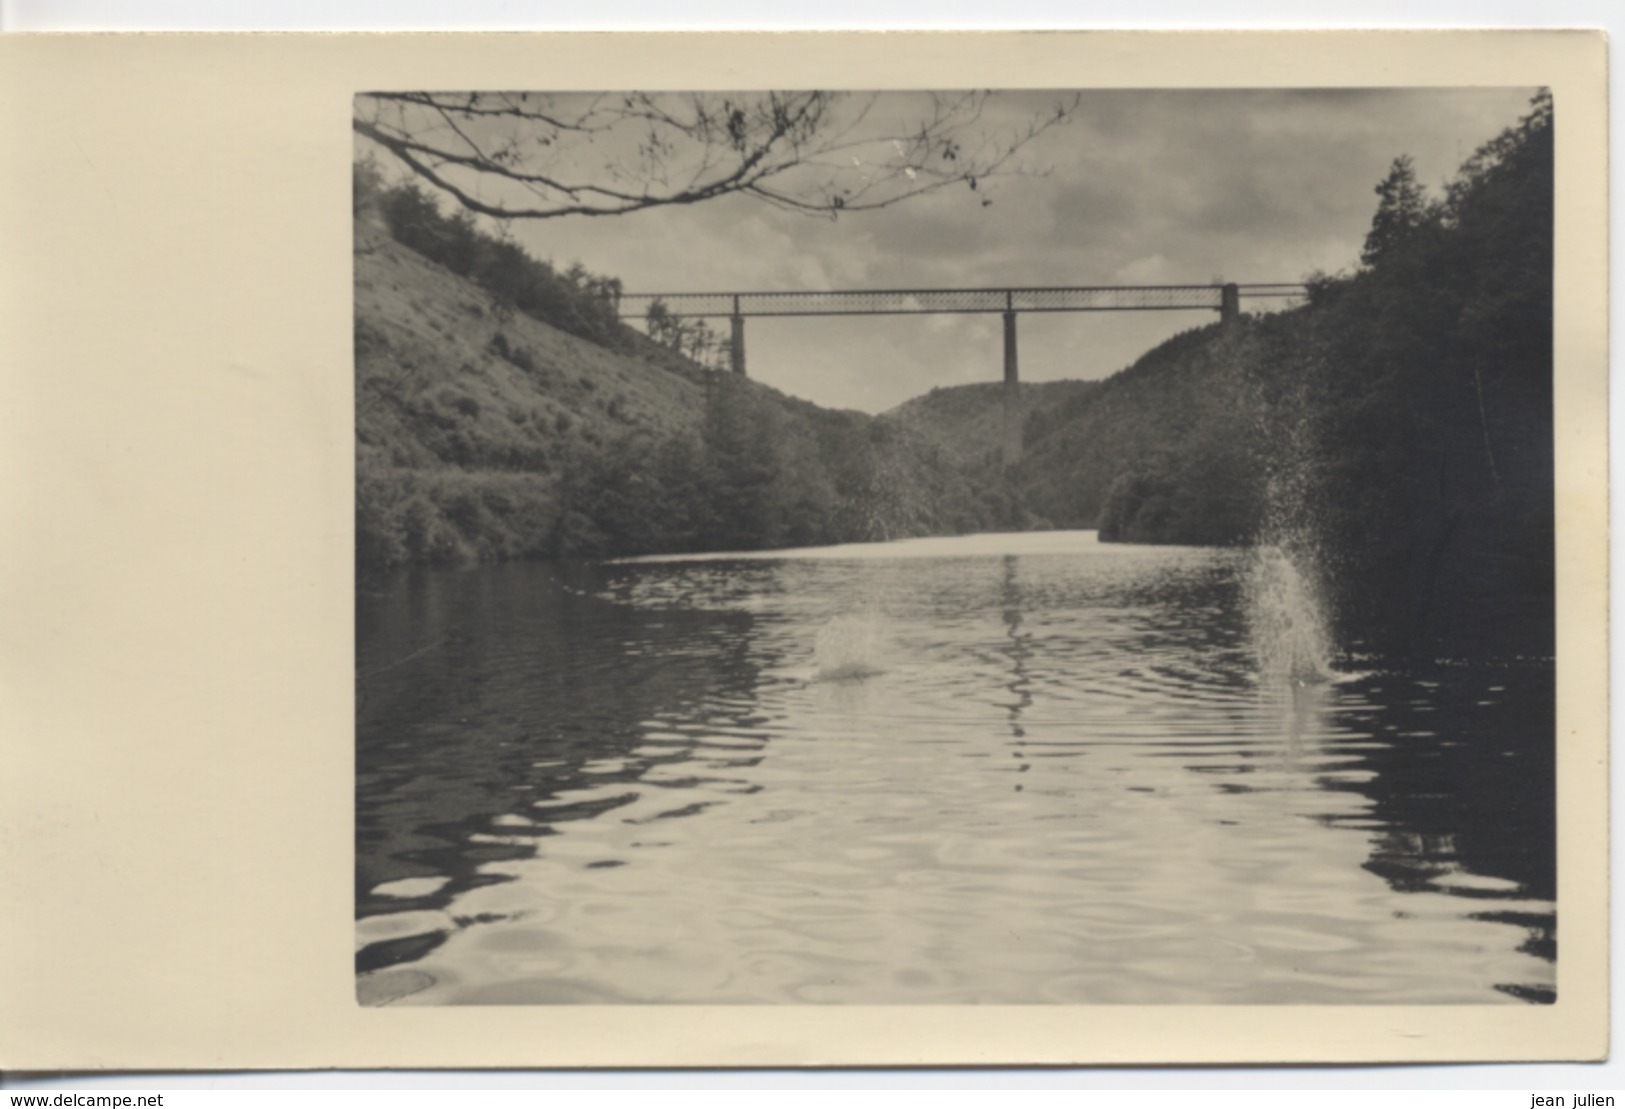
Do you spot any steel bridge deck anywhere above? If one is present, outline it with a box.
[617,283,1307,319]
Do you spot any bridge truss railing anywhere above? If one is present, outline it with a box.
[618,283,1307,320]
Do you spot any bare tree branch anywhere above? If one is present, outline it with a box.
[354,91,1079,221]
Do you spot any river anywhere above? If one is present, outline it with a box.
[355,530,1555,1005]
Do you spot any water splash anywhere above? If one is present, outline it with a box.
[1240,339,1340,690]
[1246,543,1334,687]
[813,613,890,683]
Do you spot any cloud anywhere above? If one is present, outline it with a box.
[1116,254,1174,285]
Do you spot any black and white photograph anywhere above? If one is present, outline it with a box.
[353,86,1561,1007]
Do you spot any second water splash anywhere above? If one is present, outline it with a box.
[813,612,891,684]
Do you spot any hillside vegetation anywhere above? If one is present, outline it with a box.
[888,380,1094,480]
[1277,93,1554,656]
[354,172,1019,582]
[1016,323,1266,545]
[1002,92,1554,656]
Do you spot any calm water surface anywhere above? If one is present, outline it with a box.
[356,531,1554,1005]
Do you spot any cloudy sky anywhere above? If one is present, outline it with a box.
[364,88,1539,414]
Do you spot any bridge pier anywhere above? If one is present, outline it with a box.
[1002,308,1021,469]
[1220,283,1240,326]
[730,298,747,375]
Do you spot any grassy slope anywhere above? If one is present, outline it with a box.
[356,221,706,476]
[355,217,724,571]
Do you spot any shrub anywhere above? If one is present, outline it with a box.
[487,330,538,374]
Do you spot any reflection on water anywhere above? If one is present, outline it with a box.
[356,531,1554,1005]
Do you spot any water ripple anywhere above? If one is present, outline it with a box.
[358,532,1555,1005]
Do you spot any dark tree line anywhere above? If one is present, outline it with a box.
[1019,321,1268,547]
[1288,91,1554,656]
[1038,92,1553,657]
[549,373,1003,561]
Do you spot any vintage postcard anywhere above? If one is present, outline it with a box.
[0,30,1608,1069]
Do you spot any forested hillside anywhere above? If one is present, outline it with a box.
[354,171,1014,582]
[1275,92,1554,657]
[1017,323,1267,545]
[887,380,1096,465]
[1006,92,1554,656]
